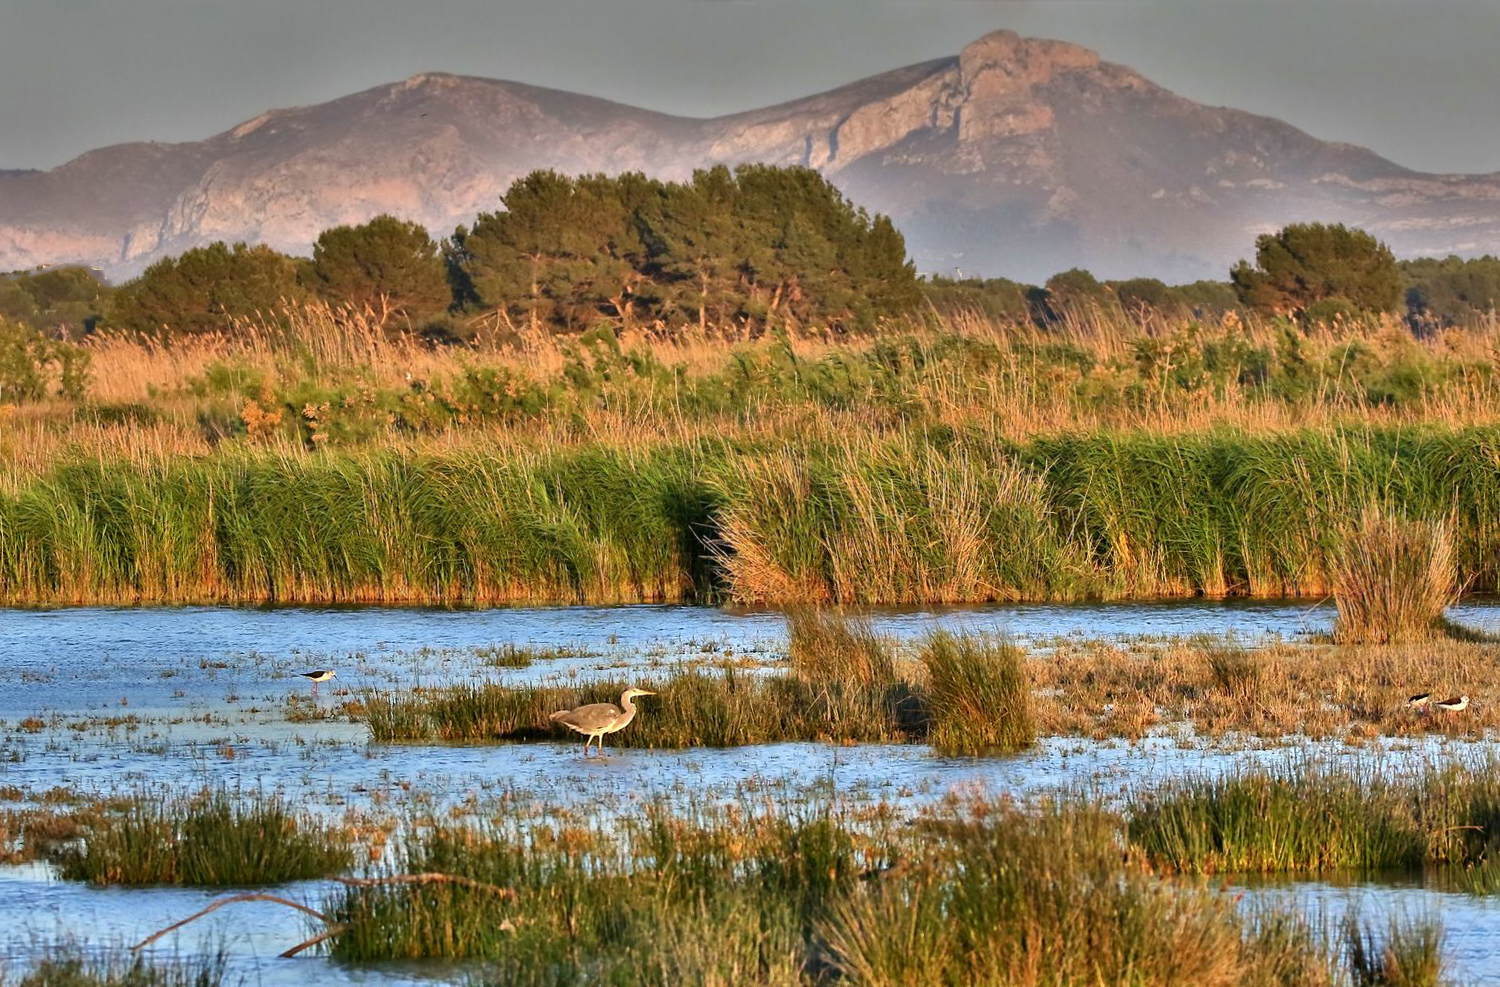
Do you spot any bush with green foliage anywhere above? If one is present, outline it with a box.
[0,267,112,333]
[1402,254,1500,331]
[0,318,91,401]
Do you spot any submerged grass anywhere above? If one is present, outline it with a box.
[0,950,226,987]
[55,791,352,887]
[327,794,1349,987]
[1128,760,1500,877]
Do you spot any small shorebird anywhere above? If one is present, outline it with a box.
[1435,695,1470,712]
[549,687,655,756]
[1406,693,1432,709]
[299,669,337,696]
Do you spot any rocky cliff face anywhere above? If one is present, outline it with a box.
[6,30,1500,283]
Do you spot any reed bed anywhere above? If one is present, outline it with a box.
[0,950,227,987]
[366,612,1032,748]
[54,792,352,887]
[368,621,1500,748]
[364,667,918,747]
[7,306,1500,605]
[3,424,1500,605]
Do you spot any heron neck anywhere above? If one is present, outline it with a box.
[619,692,636,716]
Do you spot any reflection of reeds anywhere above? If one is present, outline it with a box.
[1334,506,1457,644]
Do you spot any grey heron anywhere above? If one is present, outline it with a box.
[549,687,655,755]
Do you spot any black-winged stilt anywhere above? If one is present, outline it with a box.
[299,669,336,695]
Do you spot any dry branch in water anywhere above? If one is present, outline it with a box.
[129,872,517,957]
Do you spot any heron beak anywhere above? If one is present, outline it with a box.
[639,690,656,696]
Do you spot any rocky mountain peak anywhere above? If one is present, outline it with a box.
[5,31,1500,284]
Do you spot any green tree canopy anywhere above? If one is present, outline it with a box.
[458,165,922,333]
[309,215,451,325]
[110,242,309,335]
[922,275,1038,324]
[1230,223,1401,318]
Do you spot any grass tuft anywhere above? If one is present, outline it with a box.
[1334,506,1457,644]
[918,631,1034,754]
[787,606,894,688]
[0,949,226,987]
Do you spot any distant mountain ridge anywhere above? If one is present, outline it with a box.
[5,29,1500,283]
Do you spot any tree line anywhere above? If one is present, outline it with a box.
[102,164,921,339]
[7,172,1500,341]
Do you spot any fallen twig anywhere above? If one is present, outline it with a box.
[131,893,330,952]
[279,923,349,958]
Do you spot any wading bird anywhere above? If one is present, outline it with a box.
[1406,693,1432,709]
[549,687,655,756]
[1436,695,1470,712]
[299,669,336,696]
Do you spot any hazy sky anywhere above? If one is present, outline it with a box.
[4,0,1498,175]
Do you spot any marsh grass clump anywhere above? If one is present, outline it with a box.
[821,801,1335,987]
[1334,507,1457,644]
[56,792,352,886]
[329,800,849,976]
[1346,913,1444,987]
[787,606,894,688]
[1128,767,1425,875]
[0,949,227,987]
[1128,761,1500,878]
[918,631,1033,753]
[1207,645,1262,698]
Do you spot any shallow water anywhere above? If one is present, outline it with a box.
[3,597,1500,983]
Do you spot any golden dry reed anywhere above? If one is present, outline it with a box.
[4,302,1500,605]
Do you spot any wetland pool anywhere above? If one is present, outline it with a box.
[3,597,1500,983]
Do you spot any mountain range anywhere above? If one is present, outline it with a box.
[5,29,1500,284]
